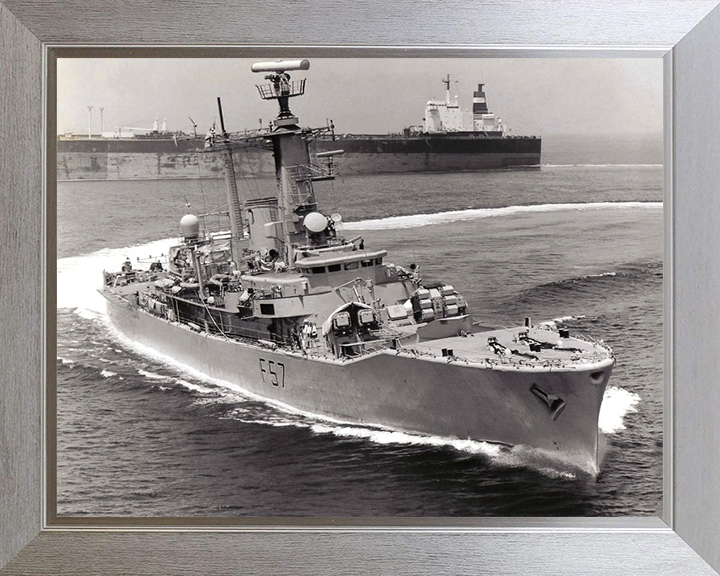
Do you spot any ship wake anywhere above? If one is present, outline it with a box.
[342,201,662,230]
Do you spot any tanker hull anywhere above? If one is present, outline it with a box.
[57,136,541,180]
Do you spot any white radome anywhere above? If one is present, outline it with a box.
[303,212,328,233]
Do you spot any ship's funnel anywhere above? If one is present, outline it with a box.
[251,59,310,73]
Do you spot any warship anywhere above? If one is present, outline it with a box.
[100,60,612,475]
[57,74,540,180]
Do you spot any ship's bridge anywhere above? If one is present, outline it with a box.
[294,249,387,288]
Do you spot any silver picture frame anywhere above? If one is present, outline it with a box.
[2,1,720,574]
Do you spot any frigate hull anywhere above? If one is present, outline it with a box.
[104,290,611,473]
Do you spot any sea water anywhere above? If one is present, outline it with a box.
[56,134,663,516]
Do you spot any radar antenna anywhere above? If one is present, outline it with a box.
[252,59,310,119]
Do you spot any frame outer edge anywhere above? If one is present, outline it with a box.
[2,530,720,576]
[0,1,44,570]
[1,0,718,46]
[671,3,720,572]
[1,0,720,574]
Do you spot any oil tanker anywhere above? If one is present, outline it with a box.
[56,77,541,181]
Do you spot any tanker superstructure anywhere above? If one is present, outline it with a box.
[313,75,541,174]
[58,75,540,181]
[99,60,609,475]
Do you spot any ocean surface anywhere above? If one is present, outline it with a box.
[56,133,664,517]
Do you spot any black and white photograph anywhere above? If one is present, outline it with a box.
[56,56,663,518]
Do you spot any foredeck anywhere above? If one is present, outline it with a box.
[405,325,613,371]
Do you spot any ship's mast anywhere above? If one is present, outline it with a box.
[252,59,319,267]
[442,74,452,104]
[216,97,246,265]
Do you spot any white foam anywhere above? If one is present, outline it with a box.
[73,307,104,321]
[137,369,171,381]
[310,422,504,454]
[541,163,662,168]
[308,422,582,478]
[342,201,662,231]
[540,315,586,328]
[104,324,264,402]
[238,419,301,428]
[599,386,641,434]
[554,315,586,323]
[172,379,219,396]
[100,369,117,378]
[57,238,178,312]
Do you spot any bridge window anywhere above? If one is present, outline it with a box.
[328,264,342,272]
[310,266,326,274]
[260,303,275,315]
[344,261,359,270]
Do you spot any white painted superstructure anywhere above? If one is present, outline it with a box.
[423,75,505,136]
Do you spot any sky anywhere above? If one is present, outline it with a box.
[57,57,663,138]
